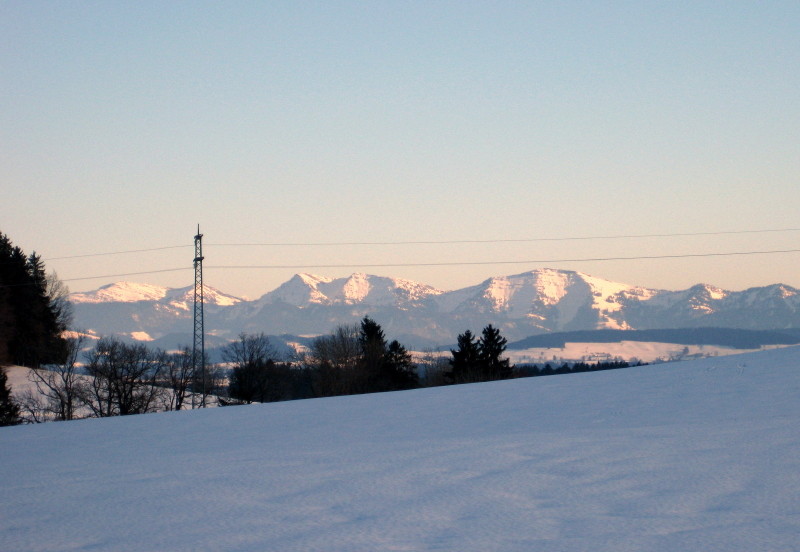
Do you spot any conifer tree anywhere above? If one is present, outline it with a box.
[359,316,387,375]
[0,368,21,426]
[359,317,419,392]
[448,325,513,383]
[448,330,481,383]
[478,324,512,380]
[307,317,419,396]
[0,232,67,367]
[383,339,419,390]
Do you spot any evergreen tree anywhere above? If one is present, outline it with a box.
[448,330,481,383]
[359,316,386,368]
[478,324,513,380]
[383,339,419,390]
[307,318,419,396]
[0,232,67,367]
[0,283,12,366]
[0,368,21,426]
[359,317,419,392]
[448,325,513,383]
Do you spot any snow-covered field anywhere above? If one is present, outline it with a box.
[505,341,788,364]
[2,347,800,551]
[4,365,39,396]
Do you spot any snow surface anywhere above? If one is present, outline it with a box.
[2,347,800,551]
[432,269,655,325]
[69,271,800,348]
[4,365,39,397]
[160,285,242,308]
[505,341,788,364]
[69,281,171,303]
[259,272,444,307]
[70,282,242,307]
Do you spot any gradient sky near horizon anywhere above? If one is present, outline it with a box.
[2,1,799,299]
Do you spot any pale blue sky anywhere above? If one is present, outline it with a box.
[2,1,799,298]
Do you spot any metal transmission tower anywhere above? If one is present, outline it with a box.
[192,225,206,407]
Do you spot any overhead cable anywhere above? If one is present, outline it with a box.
[205,248,800,270]
[10,247,800,285]
[42,227,800,261]
[207,227,800,247]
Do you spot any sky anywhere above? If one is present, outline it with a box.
[2,1,799,299]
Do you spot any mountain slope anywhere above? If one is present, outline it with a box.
[70,281,171,303]
[3,346,799,551]
[434,269,650,331]
[70,283,243,342]
[69,269,800,348]
[258,272,443,307]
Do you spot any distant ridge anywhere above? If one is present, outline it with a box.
[70,269,800,349]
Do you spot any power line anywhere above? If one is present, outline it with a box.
[8,247,800,287]
[40,227,800,261]
[205,248,800,271]
[60,267,189,283]
[47,245,189,260]
[207,228,800,247]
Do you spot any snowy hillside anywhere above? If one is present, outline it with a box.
[2,347,800,551]
[434,269,647,330]
[71,281,242,307]
[258,272,443,307]
[70,281,171,303]
[70,282,243,343]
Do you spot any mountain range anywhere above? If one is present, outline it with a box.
[69,268,800,350]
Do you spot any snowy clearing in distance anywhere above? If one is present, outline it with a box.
[2,346,800,551]
[505,341,792,364]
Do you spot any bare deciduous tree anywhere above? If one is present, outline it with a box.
[190,353,224,407]
[46,271,73,332]
[83,337,165,417]
[223,333,287,404]
[23,335,87,422]
[159,347,193,411]
[418,349,451,387]
[305,324,361,397]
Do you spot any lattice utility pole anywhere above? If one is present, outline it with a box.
[192,224,206,408]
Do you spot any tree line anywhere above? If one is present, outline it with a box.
[515,360,642,378]
[4,315,519,424]
[3,310,644,425]
[0,230,638,425]
[14,335,198,422]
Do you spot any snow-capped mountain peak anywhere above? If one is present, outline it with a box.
[339,272,372,303]
[69,270,800,349]
[437,269,641,316]
[257,273,334,306]
[161,285,243,310]
[527,268,574,306]
[258,272,443,308]
[70,282,241,308]
[70,282,171,303]
[296,273,334,286]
